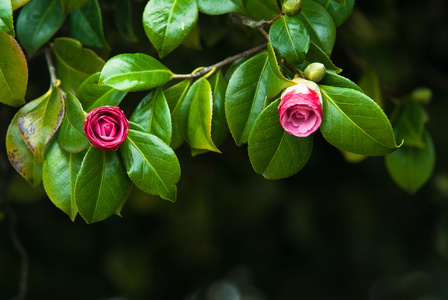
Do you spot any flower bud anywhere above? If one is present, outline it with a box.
[303,62,326,83]
[282,0,303,16]
[411,87,432,105]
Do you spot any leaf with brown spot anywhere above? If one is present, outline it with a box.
[17,86,65,164]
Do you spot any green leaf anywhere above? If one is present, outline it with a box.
[298,0,336,55]
[225,52,269,146]
[12,0,30,10]
[0,31,28,107]
[358,64,383,108]
[319,72,362,91]
[265,43,295,100]
[77,72,127,111]
[59,0,90,13]
[181,77,220,152]
[385,130,435,194]
[16,0,66,55]
[57,92,90,153]
[143,0,198,58]
[393,98,425,148]
[115,0,137,42]
[299,42,342,74]
[164,79,192,149]
[75,146,132,223]
[52,37,105,94]
[320,85,398,156]
[269,16,309,67]
[209,70,229,147]
[0,0,14,36]
[130,88,172,145]
[43,141,85,221]
[121,130,181,202]
[243,0,279,20]
[313,0,354,27]
[197,0,245,15]
[17,86,65,164]
[99,53,173,91]
[248,98,313,179]
[6,110,42,187]
[69,0,109,49]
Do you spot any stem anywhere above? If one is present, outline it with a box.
[172,43,268,79]
[45,48,58,87]
[282,59,301,77]
[258,27,270,41]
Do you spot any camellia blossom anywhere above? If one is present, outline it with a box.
[278,78,323,137]
[83,106,129,151]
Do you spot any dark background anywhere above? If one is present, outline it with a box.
[1,0,448,299]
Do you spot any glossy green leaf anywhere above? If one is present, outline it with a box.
[269,16,309,67]
[314,0,354,27]
[0,31,28,107]
[165,79,192,149]
[75,146,132,223]
[12,0,30,10]
[0,0,14,36]
[180,77,220,152]
[99,53,173,91]
[298,0,336,55]
[248,98,313,179]
[69,0,109,49]
[77,72,127,112]
[266,43,295,100]
[243,0,279,20]
[18,86,65,164]
[52,37,105,94]
[358,64,383,108]
[130,88,172,145]
[225,52,269,146]
[16,0,66,55]
[386,130,435,194]
[60,0,89,13]
[121,130,181,202]
[43,141,85,221]
[319,72,362,91]
[320,85,398,156]
[57,92,89,153]
[197,0,245,15]
[182,23,202,51]
[143,0,198,58]
[209,70,229,147]
[393,98,425,148]
[6,110,42,187]
[115,0,137,42]
[299,42,342,74]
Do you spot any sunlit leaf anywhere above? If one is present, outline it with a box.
[69,0,109,49]
[319,72,362,91]
[0,31,28,107]
[16,0,66,55]
[75,146,132,223]
[11,0,30,10]
[121,130,181,202]
[209,70,229,147]
[43,141,85,221]
[130,88,172,145]
[0,0,14,36]
[265,43,295,100]
[17,86,65,164]
[143,0,198,58]
[248,98,313,179]
[197,0,245,15]
[99,53,173,91]
[298,42,342,74]
[51,37,105,94]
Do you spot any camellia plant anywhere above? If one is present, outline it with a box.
[0,0,435,223]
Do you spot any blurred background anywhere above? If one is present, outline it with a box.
[1,0,448,299]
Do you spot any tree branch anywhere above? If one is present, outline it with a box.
[172,43,268,80]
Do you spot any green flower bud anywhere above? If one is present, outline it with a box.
[303,62,326,83]
[282,0,303,16]
[411,87,432,105]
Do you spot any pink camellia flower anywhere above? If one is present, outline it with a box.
[278,78,323,137]
[83,106,129,151]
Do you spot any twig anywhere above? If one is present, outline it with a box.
[258,27,270,41]
[282,59,301,77]
[172,43,268,79]
[44,48,58,87]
